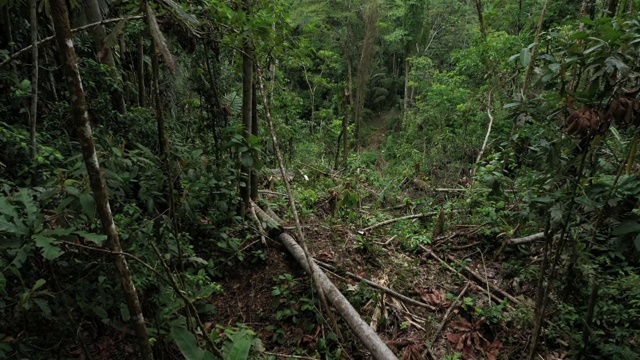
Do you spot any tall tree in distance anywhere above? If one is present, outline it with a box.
[83,0,127,114]
[28,0,38,164]
[240,0,254,214]
[49,0,153,358]
[353,0,379,146]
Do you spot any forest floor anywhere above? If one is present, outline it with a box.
[210,118,565,360]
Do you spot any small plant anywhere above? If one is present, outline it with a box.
[353,234,381,256]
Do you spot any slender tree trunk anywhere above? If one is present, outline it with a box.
[43,50,59,101]
[474,0,486,39]
[516,0,523,34]
[607,0,619,16]
[240,40,253,214]
[137,36,146,107]
[83,0,126,114]
[146,1,177,234]
[354,1,379,146]
[3,7,18,77]
[342,86,349,166]
[29,0,38,163]
[49,1,153,359]
[250,67,259,200]
[403,58,409,122]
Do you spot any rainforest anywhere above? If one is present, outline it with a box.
[1,0,639,359]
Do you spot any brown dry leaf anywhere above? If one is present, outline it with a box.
[484,339,503,360]
[446,317,495,360]
[401,343,424,360]
[418,288,451,308]
[566,107,607,137]
[605,97,640,126]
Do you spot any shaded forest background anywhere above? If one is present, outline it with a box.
[1,0,640,359]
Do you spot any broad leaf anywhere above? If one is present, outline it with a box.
[0,197,18,219]
[224,330,252,360]
[612,222,640,236]
[33,235,64,260]
[74,231,107,244]
[171,324,205,360]
[79,193,96,219]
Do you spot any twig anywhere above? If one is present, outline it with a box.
[358,212,437,234]
[427,281,472,350]
[434,188,467,192]
[451,241,480,250]
[315,259,436,311]
[0,16,143,69]
[422,246,520,305]
[445,253,520,305]
[149,243,223,358]
[258,189,289,197]
[263,351,317,359]
[473,89,494,175]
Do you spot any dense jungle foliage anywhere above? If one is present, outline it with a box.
[1,0,640,359]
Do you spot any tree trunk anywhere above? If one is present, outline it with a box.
[474,0,486,39]
[2,7,18,77]
[240,39,253,214]
[146,1,177,236]
[354,1,379,146]
[83,0,126,114]
[403,58,409,122]
[137,36,146,107]
[49,1,153,359]
[607,0,619,16]
[29,0,38,164]
[342,87,349,166]
[250,66,259,200]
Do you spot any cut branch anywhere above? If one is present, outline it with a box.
[315,259,436,311]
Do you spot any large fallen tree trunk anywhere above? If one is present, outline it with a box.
[254,204,398,360]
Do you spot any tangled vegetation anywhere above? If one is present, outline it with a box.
[1,0,639,359]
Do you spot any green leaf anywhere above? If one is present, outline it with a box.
[0,216,23,235]
[612,222,640,236]
[17,188,37,224]
[241,153,253,167]
[79,193,96,219]
[0,272,5,292]
[120,302,131,321]
[112,147,122,157]
[635,234,640,251]
[0,197,18,219]
[32,278,46,291]
[74,231,107,244]
[583,42,605,55]
[171,324,205,360]
[93,306,108,319]
[32,298,52,318]
[224,330,252,360]
[610,126,623,146]
[519,48,531,67]
[33,235,64,260]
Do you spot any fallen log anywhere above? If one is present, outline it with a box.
[505,232,545,245]
[254,204,398,360]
